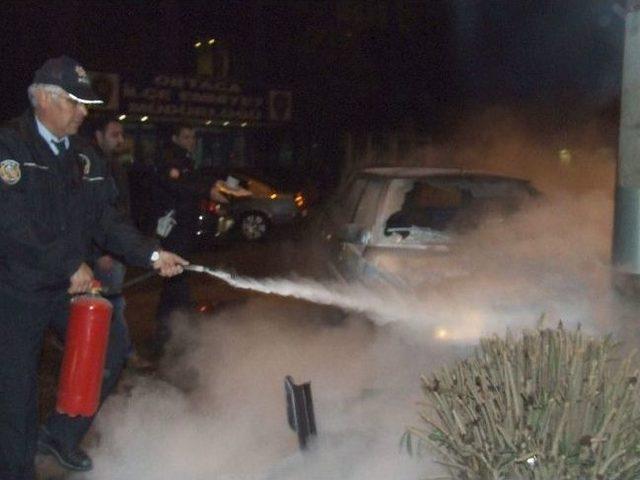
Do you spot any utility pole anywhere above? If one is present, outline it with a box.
[613,0,640,289]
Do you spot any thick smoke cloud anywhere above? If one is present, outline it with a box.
[89,304,455,480]
[83,113,629,479]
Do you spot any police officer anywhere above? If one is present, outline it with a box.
[0,56,187,480]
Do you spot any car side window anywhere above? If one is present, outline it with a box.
[385,182,463,234]
[448,180,533,232]
[246,178,272,196]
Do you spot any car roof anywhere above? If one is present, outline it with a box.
[361,166,462,178]
[360,166,529,184]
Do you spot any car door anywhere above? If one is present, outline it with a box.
[360,177,459,288]
[359,176,537,288]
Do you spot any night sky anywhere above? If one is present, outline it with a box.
[1,0,626,133]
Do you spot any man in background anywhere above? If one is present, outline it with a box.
[93,117,151,369]
[152,125,210,354]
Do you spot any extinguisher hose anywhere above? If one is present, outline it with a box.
[100,270,158,297]
[99,263,227,297]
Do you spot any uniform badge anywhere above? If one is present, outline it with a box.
[0,159,21,185]
[78,153,91,176]
[75,65,90,85]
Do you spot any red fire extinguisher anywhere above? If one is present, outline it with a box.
[56,280,113,417]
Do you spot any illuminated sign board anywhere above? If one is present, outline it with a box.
[91,73,292,124]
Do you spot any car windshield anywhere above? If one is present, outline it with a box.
[195,167,288,195]
[240,177,275,196]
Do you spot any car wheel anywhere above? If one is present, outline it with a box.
[240,211,269,241]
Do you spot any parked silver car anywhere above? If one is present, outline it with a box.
[321,167,538,287]
[222,174,308,241]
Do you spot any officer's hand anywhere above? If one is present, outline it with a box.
[68,262,94,294]
[153,251,188,277]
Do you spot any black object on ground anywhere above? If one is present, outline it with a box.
[284,375,317,450]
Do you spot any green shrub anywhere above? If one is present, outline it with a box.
[403,324,640,479]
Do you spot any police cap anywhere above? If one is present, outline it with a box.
[33,55,103,105]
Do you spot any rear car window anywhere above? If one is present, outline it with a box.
[382,177,534,236]
[385,182,464,232]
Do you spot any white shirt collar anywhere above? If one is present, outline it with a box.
[35,116,69,155]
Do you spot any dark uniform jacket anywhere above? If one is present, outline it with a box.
[152,143,209,255]
[0,111,158,299]
[154,143,205,226]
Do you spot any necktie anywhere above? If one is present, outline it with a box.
[52,140,67,156]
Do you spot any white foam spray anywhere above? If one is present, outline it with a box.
[191,267,425,324]
[187,190,623,344]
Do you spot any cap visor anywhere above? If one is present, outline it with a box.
[67,91,104,104]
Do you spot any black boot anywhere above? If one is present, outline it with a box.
[37,426,93,472]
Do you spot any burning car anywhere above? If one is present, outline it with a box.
[320,167,539,287]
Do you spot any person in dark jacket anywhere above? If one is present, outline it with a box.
[93,117,152,369]
[152,125,210,353]
[0,56,187,480]
[128,142,157,234]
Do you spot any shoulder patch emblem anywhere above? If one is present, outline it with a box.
[78,153,91,176]
[0,159,21,185]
